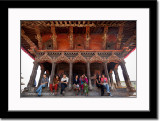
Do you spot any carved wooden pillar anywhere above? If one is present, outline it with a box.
[116,25,124,50]
[69,62,73,90]
[27,61,39,87]
[69,26,73,49]
[85,26,90,49]
[35,26,42,50]
[50,61,56,84]
[104,62,111,87]
[120,61,135,91]
[87,62,92,90]
[102,26,108,50]
[113,64,122,87]
[51,22,57,50]
[38,64,45,86]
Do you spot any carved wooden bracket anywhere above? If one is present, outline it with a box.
[89,52,104,63]
[107,52,122,63]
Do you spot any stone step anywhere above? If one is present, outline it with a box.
[21,86,136,97]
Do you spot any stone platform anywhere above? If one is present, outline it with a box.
[21,86,136,98]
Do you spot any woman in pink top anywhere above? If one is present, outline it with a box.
[101,75,112,96]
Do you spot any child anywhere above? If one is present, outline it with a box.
[83,81,89,96]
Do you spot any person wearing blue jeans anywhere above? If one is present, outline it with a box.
[101,75,112,96]
[36,74,49,96]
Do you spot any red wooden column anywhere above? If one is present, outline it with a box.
[113,64,122,87]
[38,64,45,86]
[27,60,39,87]
[120,61,135,91]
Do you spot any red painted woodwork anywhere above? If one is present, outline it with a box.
[90,34,103,50]
[57,34,70,50]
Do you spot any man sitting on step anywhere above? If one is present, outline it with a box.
[60,74,69,95]
[36,74,49,97]
[101,74,112,96]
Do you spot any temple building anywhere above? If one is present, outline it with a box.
[21,21,136,96]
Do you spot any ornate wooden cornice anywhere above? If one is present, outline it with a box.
[89,52,104,63]
[55,52,70,63]
[21,21,126,28]
[107,52,122,63]
[39,52,52,63]
[73,52,87,63]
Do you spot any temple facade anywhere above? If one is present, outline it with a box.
[21,21,136,94]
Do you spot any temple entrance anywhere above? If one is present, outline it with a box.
[90,62,104,86]
[55,62,69,78]
[73,62,87,77]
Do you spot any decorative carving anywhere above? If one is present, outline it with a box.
[116,25,124,49]
[107,52,122,63]
[69,26,73,49]
[39,52,52,63]
[51,23,57,49]
[73,52,87,63]
[102,26,108,49]
[90,52,104,63]
[56,52,70,63]
[35,26,42,49]
[85,26,90,49]
[21,29,37,49]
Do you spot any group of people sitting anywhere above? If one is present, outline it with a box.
[95,74,112,96]
[35,73,112,97]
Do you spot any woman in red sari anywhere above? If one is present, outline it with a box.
[49,75,60,95]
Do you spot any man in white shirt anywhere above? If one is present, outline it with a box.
[60,74,69,95]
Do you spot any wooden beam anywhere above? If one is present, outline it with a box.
[21,29,37,49]
[69,26,73,49]
[85,26,90,49]
[116,25,124,49]
[123,35,136,47]
[102,26,108,49]
[35,26,42,49]
[51,24,57,49]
